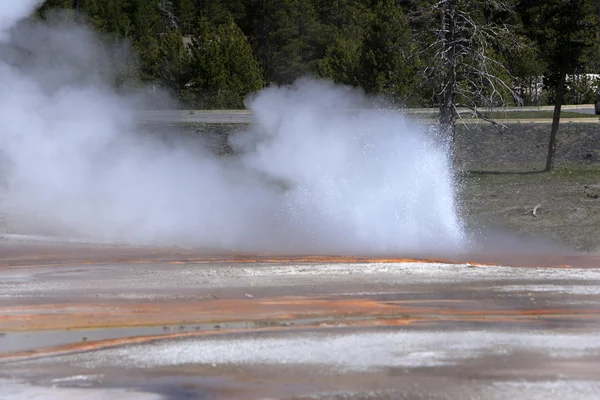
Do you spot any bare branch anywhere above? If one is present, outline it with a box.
[458,104,508,134]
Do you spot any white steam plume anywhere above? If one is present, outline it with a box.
[0,5,466,255]
[0,0,44,41]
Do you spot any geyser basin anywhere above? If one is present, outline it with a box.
[1,4,598,399]
[1,243,600,400]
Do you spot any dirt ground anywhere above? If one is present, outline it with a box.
[455,122,600,172]
[455,123,600,253]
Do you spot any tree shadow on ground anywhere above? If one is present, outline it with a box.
[463,170,548,176]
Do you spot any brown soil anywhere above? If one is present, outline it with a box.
[455,123,600,253]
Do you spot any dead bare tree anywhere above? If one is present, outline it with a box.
[413,0,524,141]
[158,0,178,32]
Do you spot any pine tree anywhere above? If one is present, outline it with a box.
[36,0,74,16]
[316,0,369,87]
[358,0,419,104]
[195,0,246,25]
[173,0,195,34]
[188,17,264,108]
[245,0,276,82]
[317,33,362,86]
[267,0,331,84]
[156,29,192,97]
[130,0,163,82]
[518,0,600,171]
[82,0,131,36]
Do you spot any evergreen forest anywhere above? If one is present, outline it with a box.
[36,0,600,110]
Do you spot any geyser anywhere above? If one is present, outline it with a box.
[0,3,465,255]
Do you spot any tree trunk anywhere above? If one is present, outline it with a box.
[438,0,457,142]
[544,66,567,172]
[439,102,456,139]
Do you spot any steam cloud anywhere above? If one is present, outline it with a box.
[0,0,43,40]
[0,3,466,255]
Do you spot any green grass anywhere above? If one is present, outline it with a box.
[550,164,600,179]
[460,164,600,252]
